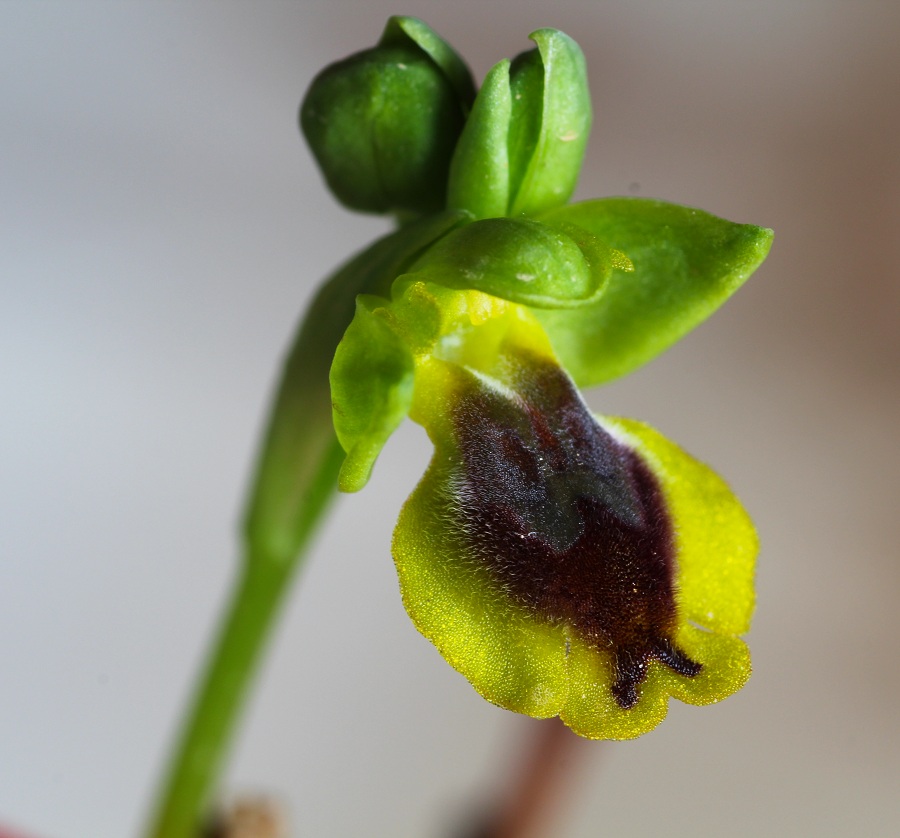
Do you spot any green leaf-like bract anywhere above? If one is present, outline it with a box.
[446,60,512,219]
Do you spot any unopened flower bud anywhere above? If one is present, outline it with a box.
[301,17,474,216]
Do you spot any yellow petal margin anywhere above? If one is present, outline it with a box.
[393,405,757,739]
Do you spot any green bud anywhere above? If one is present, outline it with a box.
[301,17,474,216]
[448,29,591,219]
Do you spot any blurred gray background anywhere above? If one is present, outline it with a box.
[2,2,898,836]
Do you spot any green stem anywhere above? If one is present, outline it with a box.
[145,278,350,837]
[143,508,332,838]
[145,215,463,838]
[144,435,344,838]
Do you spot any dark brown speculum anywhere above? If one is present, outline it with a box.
[451,356,701,709]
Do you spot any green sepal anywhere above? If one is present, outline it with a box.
[379,16,476,112]
[247,210,468,557]
[534,198,774,386]
[320,211,468,495]
[446,59,512,219]
[330,295,415,493]
[508,29,591,216]
[330,277,469,495]
[405,217,623,309]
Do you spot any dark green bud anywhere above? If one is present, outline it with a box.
[301,17,474,216]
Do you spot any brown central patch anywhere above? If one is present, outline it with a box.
[450,358,701,708]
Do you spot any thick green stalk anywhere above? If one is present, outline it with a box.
[145,216,464,838]
[144,284,347,838]
[143,499,340,838]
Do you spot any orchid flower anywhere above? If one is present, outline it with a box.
[148,17,771,838]
[313,18,771,738]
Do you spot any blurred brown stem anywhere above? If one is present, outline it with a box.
[467,718,591,838]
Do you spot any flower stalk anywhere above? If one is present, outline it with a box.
[145,196,481,838]
[144,273,348,838]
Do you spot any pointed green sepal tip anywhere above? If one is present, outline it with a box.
[534,198,773,386]
[301,19,473,216]
[325,211,471,495]
[447,28,590,219]
[393,349,756,739]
